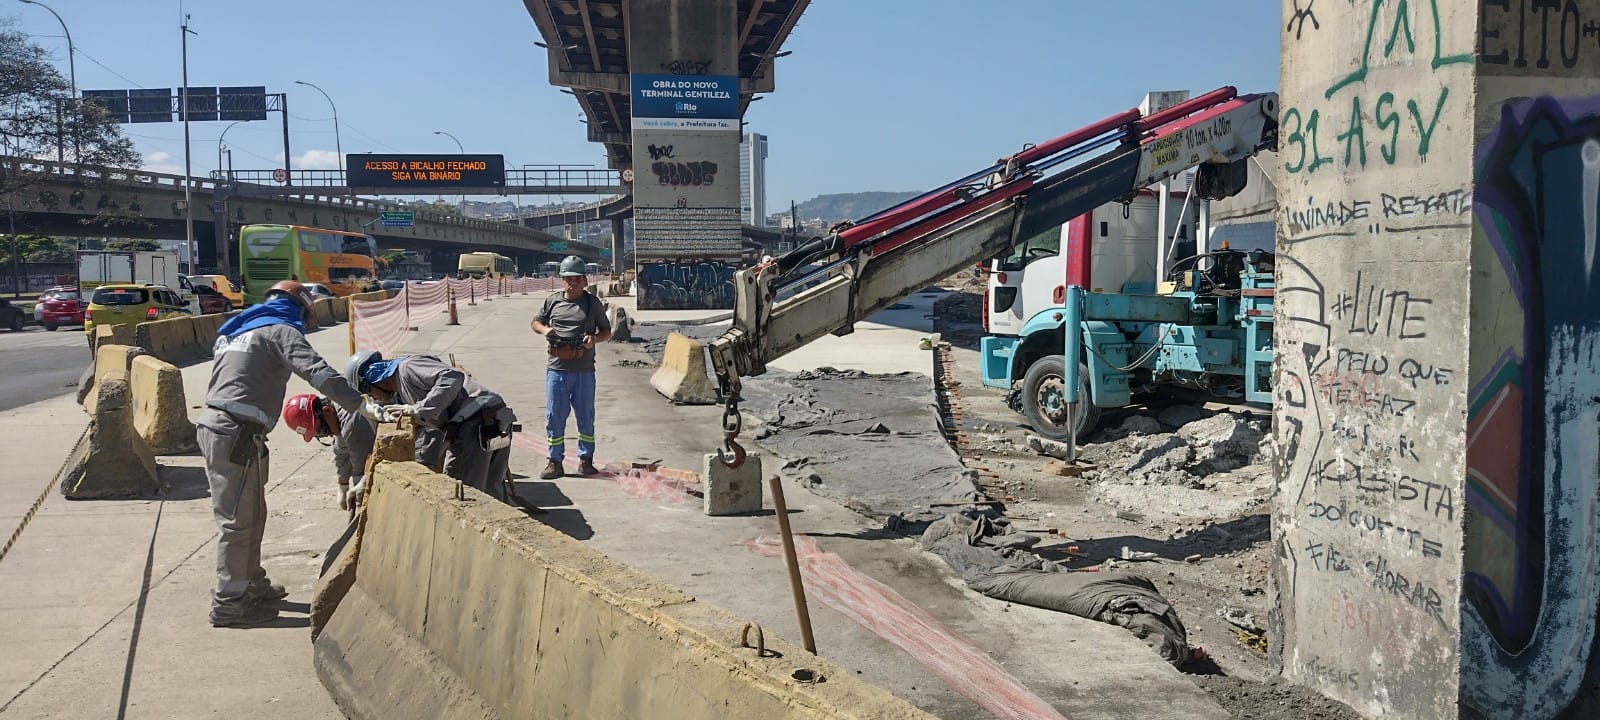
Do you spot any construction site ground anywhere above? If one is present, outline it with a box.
[0,282,1353,719]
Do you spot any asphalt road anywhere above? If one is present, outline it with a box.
[0,325,91,412]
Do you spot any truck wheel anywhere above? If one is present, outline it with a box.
[8,316,21,332]
[1020,354,1101,442]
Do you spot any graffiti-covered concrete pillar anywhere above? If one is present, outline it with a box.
[627,0,742,309]
[1274,1,1600,718]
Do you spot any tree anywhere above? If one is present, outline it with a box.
[103,238,161,251]
[0,21,138,169]
[0,234,72,264]
[377,249,409,268]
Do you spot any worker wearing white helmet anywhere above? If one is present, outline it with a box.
[198,280,390,628]
[529,256,612,479]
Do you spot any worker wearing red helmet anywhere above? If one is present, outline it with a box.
[198,280,390,628]
[282,393,376,511]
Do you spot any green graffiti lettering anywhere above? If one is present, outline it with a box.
[1337,96,1369,168]
[1385,0,1415,56]
[1407,86,1449,160]
[1283,107,1307,173]
[1307,109,1334,173]
[1431,0,1474,68]
[1375,92,1400,164]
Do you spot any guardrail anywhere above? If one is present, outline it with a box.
[0,155,605,250]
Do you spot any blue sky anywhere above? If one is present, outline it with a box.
[8,0,1281,210]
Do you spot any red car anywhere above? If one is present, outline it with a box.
[194,285,233,315]
[35,288,85,331]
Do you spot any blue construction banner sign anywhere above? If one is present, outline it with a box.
[631,74,739,121]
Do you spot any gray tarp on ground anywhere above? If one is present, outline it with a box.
[923,513,1191,667]
[738,368,981,522]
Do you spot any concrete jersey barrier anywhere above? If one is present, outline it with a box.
[59,359,161,499]
[129,354,198,454]
[135,315,204,364]
[649,331,719,405]
[313,462,933,720]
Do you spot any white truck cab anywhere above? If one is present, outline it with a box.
[984,191,1196,337]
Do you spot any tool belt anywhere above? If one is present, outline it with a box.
[547,335,586,361]
[444,398,517,452]
[208,411,268,466]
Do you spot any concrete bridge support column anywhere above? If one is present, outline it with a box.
[611,216,626,273]
[1272,1,1600,718]
[627,0,742,309]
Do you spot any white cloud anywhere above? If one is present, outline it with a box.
[141,151,185,175]
[295,149,342,170]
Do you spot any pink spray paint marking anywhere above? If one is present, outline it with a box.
[510,433,700,504]
[745,535,1068,720]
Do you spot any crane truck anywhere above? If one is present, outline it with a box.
[980,186,1276,442]
[685,87,1279,467]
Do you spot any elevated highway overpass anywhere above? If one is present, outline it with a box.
[1,158,603,276]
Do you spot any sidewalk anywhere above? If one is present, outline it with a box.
[0,289,1228,719]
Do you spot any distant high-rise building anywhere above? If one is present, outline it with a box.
[740,132,768,226]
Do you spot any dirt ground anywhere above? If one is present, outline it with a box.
[627,277,1362,719]
[931,287,1361,720]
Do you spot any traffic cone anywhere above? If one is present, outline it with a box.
[447,285,460,326]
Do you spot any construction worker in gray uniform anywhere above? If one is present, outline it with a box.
[282,393,376,512]
[345,351,520,505]
[198,280,390,628]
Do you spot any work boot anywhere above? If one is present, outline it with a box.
[540,460,564,480]
[246,582,288,604]
[578,458,599,477]
[210,603,280,629]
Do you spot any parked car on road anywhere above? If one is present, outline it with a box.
[84,284,190,340]
[193,284,233,315]
[187,274,243,308]
[0,298,26,332]
[305,283,337,300]
[379,279,405,291]
[35,288,86,330]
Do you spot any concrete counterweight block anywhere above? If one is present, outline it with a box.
[649,331,719,405]
[130,355,198,454]
[60,370,161,499]
[702,452,763,516]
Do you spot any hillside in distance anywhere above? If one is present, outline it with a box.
[792,191,924,225]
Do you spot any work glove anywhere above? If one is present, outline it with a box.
[346,477,365,510]
[384,403,420,417]
[358,396,394,424]
[338,478,351,511]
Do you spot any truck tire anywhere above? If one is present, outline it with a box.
[1020,354,1101,442]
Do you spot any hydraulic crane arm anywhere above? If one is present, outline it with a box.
[704,87,1278,466]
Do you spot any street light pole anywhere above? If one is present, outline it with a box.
[294,80,343,176]
[217,120,241,181]
[18,0,76,162]
[180,14,198,274]
[433,130,465,216]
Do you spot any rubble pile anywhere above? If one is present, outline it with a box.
[1075,409,1275,523]
[931,291,983,324]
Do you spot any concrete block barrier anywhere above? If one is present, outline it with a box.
[313,462,933,720]
[59,362,161,499]
[85,344,147,413]
[135,315,204,364]
[312,298,338,328]
[649,331,719,405]
[129,355,198,455]
[90,322,135,351]
[606,303,633,342]
[330,297,350,323]
[189,311,234,356]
